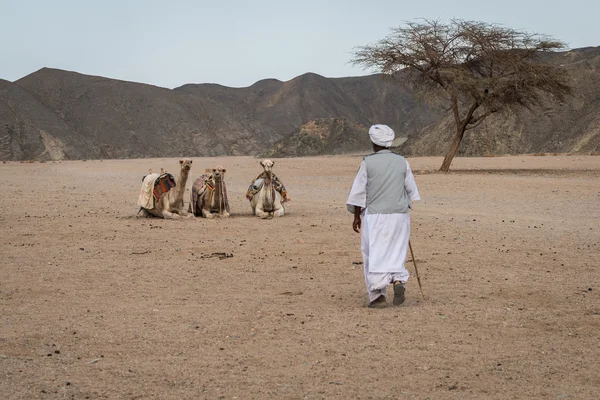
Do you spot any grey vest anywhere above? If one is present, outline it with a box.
[364,150,410,214]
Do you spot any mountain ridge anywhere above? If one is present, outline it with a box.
[1,46,598,161]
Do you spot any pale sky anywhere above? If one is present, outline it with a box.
[1,0,598,88]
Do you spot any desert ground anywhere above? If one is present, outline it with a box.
[1,154,599,399]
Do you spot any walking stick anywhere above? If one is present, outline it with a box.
[408,240,425,299]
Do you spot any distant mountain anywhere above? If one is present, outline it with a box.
[1,46,598,161]
[13,68,266,159]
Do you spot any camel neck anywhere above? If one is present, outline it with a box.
[214,179,223,191]
[175,169,189,197]
[263,172,272,184]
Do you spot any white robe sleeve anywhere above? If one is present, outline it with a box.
[346,160,367,213]
[405,160,420,202]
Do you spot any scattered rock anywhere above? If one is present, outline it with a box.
[200,252,233,260]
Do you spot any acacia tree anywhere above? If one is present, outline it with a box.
[351,20,573,171]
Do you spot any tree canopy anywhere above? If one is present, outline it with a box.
[351,19,573,171]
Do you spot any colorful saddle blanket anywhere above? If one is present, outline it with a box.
[246,172,288,202]
[153,173,176,203]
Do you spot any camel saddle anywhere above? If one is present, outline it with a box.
[246,172,288,202]
[138,173,176,209]
[152,173,176,202]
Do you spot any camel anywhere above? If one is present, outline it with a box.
[189,166,230,218]
[246,159,288,218]
[137,158,192,219]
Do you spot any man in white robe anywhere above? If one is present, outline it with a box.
[347,124,420,308]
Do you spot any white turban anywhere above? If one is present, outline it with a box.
[369,124,395,148]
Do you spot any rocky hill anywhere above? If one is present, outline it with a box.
[402,47,600,157]
[266,47,600,158]
[1,47,598,161]
[260,118,372,158]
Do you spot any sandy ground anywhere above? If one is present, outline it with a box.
[1,154,599,399]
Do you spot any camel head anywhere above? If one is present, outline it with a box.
[260,159,275,175]
[209,165,226,182]
[203,171,214,181]
[179,158,193,172]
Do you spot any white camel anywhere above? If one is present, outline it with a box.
[247,159,288,218]
[137,158,192,219]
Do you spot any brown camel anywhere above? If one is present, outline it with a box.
[189,166,230,218]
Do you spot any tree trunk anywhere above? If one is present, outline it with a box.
[439,124,467,172]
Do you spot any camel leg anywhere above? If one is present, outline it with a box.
[179,210,194,219]
[273,195,285,217]
[255,203,269,219]
[177,208,190,218]
[136,208,151,218]
[256,211,269,219]
[202,208,214,219]
[162,209,180,219]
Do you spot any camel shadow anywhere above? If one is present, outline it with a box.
[225,212,279,220]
